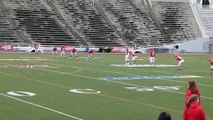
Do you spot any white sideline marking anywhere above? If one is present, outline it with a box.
[0,93,83,120]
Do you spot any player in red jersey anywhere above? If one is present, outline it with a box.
[60,45,66,58]
[70,47,78,59]
[52,46,57,56]
[125,48,130,65]
[149,48,156,66]
[209,58,213,74]
[175,54,184,70]
[129,51,137,64]
[33,42,41,54]
[87,48,94,60]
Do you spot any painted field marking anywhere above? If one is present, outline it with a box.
[7,91,36,96]
[27,67,213,101]
[43,61,213,88]
[0,58,52,61]
[44,60,212,81]
[0,70,184,115]
[1,60,213,98]
[153,70,213,88]
[111,64,177,67]
[70,89,101,94]
[1,61,213,96]
[100,75,201,81]
[0,92,83,120]
[1,61,213,118]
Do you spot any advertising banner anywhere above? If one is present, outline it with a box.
[64,46,75,51]
[0,44,13,50]
[112,47,121,53]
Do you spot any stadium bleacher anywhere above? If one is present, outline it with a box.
[52,0,124,47]
[2,0,85,46]
[0,2,20,44]
[98,0,169,47]
[151,1,202,43]
[0,0,206,47]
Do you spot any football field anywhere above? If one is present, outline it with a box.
[0,53,213,120]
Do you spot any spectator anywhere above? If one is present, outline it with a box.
[158,112,171,120]
[185,80,201,107]
[183,94,206,120]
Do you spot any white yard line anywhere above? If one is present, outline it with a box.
[0,92,83,120]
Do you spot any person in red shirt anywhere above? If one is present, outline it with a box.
[70,47,78,59]
[183,94,206,120]
[60,45,66,58]
[87,48,94,60]
[185,80,201,107]
[129,51,137,64]
[209,58,213,74]
[33,42,41,54]
[125,48,130,66]
[175,54,184,70]
[52,46,57,56]
[149,48,156,66]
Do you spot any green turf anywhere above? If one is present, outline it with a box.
[0,53,213,120]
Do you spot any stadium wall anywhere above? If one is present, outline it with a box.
[163,37,210,53]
